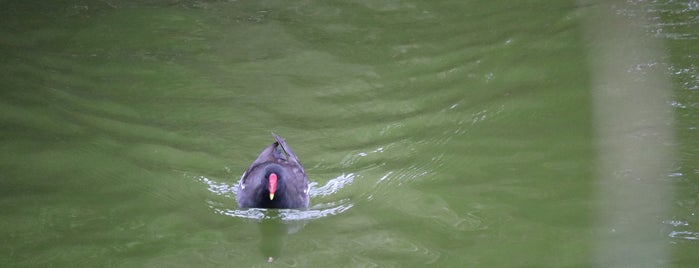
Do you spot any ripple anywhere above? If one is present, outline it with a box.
[309,173,355,197]
[197,176,234,198]
[213,201,353,222]
[617,0,699,40]
[663,219,689,227]
[669,231,699,241]
[349,231,442,264]
[197,173,355,221]
[664,219,698,241]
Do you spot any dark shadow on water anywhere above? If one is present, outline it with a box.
[197,174,355,261]
[247,209,312,262]
[258,211,285,261]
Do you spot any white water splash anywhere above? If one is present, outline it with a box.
[197,173,355,221]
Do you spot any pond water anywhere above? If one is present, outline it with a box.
[1,0,698,267]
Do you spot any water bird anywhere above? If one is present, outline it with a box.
[236,133,309,209]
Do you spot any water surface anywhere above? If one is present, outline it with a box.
[1,0,698,267]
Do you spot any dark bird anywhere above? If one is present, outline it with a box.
[236,133,309,209]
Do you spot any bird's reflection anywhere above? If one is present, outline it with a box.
[250,210,309,262]
[258,211,285,262]
[198,173,355,262]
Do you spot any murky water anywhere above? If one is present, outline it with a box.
[1,0,698,267]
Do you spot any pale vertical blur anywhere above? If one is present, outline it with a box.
[581,0,676,267]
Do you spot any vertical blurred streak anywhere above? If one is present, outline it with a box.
[580,0,676,267]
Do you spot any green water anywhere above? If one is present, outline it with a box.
[1,0,697,267]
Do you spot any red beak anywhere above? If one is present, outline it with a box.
[268,173,278,200]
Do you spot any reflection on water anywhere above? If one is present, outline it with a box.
[198,173,355,261]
